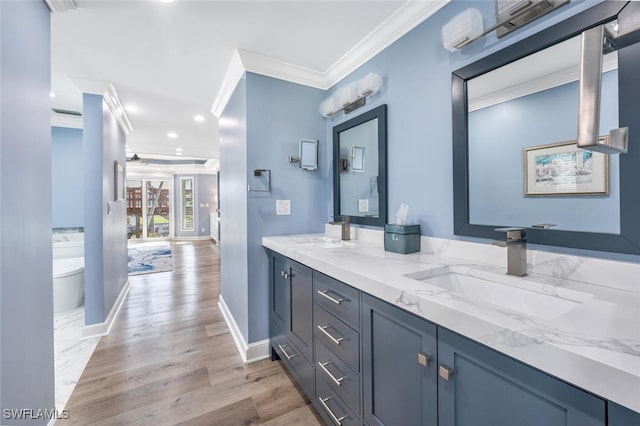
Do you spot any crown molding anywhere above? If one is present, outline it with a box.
[211,51,246,118]
[324,0,450,87]
[71,77,133,135]
[51,112,82,129]
[469,53,618,111]
[210,0,450,117]
[238,49,326,89]
[45,0,78,13]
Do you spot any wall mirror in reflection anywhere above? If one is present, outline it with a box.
[333,104,387,226]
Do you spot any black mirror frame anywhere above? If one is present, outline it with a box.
[333,104,388,227]
[452,1,640,255]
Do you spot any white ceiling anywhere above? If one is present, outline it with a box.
[50,0,446,163]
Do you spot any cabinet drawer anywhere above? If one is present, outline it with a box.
[270,321,314,400]
[314,272,360,330]
[316,339,361,415]
[316,373,360,426]
[315,305,360,373]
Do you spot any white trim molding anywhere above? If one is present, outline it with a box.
[210,1,450,117]
[174,236,213,241]
[324,0,450,86]
[51,111,83,129]
[211,51,246,118]
[45,0,78,13]
[71,77,133,135]
[81,280,130,339]
[218,295,270,364]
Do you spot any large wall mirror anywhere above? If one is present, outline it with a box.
[453,2,640,254]
[333,104,387,227]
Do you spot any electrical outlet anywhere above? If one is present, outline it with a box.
[276,200,291,215]
[201,227,205,233]
[358,199,369,213]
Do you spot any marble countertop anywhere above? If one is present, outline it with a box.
[263,233,640,413]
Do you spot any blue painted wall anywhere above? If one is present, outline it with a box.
[323,0,608,237]
[173,174,217,238]
[83,94,128,325]
[469,71,620,233]
[52,126,84,228]
[219,73,326,344]
[219,76,250,340]
[197,174,217,236]
[0,0,55,421]
[245,73,327,342]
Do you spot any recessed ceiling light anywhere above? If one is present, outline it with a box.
[125,105,139,113]
[176,152,183,156]
[193,114,205,122]
[167,132,178,138]
[50,92,56,98]
[175,147,183,151]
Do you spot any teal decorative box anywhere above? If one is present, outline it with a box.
[384,224,421,254]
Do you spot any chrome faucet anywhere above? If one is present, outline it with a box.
[492,227,527,277]
[330,216,351,241]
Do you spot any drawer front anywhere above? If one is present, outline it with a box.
[314,305,360,373]
[316,339,361,415]
[270,322,314,400]
[314,272,360,330]
[316,373,361,426]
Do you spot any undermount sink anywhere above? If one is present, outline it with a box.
[294,236,356,249]
[404,267,593,321]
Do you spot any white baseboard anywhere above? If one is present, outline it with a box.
[81,280,130,339]
[218,296,270,364]
[174,236,212,241]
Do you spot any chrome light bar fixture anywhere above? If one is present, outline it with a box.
[320,73,382,118]
[442,0,568,52]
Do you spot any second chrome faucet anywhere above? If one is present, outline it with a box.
[492,227,527,276]
[330,216,351,241]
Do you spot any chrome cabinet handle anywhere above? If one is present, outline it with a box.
[318,361,346,387]
[277,344,297,361]
[317,289,345,305]
[439,364,454,381]
[317,325,346,345]
[280,270,289,279]
[318,396,347,426]
[418,352,431,367]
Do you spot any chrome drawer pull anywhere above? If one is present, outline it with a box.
[317,289,345,305]
[277,344,297,361]
[318,396,347,426]
[318,361,346,387]
[317,325,346,345]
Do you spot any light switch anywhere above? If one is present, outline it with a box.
[276,200,291,215]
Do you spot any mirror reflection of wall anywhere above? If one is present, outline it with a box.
[339,118,379,217]
[467,29,620,233]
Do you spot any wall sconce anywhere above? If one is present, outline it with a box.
[288,139,319,170]
[320,72,382,118]
[442,0,569,52]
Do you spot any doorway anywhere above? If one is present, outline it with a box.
[126,178,173,240]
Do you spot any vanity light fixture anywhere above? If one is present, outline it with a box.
[442,0,569,52]
[319,72,382,118]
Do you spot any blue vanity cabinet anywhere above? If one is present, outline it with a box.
[268,251,314,399]
[361,293,438,426]
[313,272,363,425]
[608,402,640,425]
[437,327,606,426]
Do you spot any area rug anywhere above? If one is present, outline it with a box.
[128,242,172,275]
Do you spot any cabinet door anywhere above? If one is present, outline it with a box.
[438,328,605,426]
[270,254,287,332]
[608,402,640,426]
[362,294,438,426]
[287,259,313,363]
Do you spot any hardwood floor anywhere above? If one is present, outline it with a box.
[60,240,323,425]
